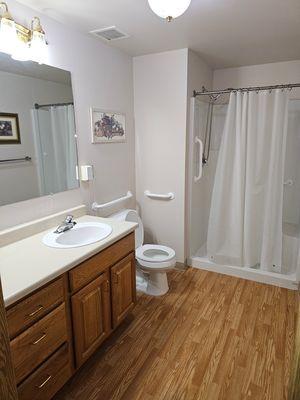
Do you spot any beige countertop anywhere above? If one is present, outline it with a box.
[0,215,137,307]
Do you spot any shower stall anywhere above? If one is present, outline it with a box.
[188,84,300,289]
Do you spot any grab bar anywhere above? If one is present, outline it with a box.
[144,190,175,200]
[92,191,133,211]
[0,156,31,164]
[194,137,203,182]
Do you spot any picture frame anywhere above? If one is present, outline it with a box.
[90,108,126,144]
[0,113,21,144]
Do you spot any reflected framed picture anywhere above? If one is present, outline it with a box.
[0,113,20,144]
[91,108,126,143]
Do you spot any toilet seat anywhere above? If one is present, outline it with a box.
[136,244,175,262]
[136,244,176,270]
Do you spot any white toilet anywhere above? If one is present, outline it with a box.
[111,209,176,296]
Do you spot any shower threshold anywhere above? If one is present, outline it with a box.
[188,256,299,290]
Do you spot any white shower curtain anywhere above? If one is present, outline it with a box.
[50,105,77,191]
[207,89,289,272]
[32,105,77,195]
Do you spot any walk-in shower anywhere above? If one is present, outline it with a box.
[188,83,300,289]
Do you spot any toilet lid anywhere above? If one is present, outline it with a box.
[136,244,176,263]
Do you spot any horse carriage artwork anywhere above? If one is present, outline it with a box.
[91,109,126,143]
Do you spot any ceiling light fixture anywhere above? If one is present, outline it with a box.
[0,2,48,64]
[148,0,191,22]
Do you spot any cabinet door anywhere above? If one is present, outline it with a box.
[111,253,136,328]
[71,272,111,368]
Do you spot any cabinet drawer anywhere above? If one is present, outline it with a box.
[18,344,71,400]
[11,303,68,384]
[69,233,135,292]
[7,277,64,339]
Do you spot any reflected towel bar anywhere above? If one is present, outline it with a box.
[0,156,31,164]
[92,191,133,211]
[144,190,175,200]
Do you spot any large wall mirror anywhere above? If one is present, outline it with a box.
[0,52,79,207]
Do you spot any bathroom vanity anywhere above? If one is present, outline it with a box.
[1,213,137,400]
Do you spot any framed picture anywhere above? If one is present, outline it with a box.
[91,108,126,143]
[0,113,20,144]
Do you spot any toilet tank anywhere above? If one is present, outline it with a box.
[110,209,143,249]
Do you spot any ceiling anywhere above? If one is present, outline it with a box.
[17,0,300,69]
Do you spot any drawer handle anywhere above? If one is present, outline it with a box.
[32,333,46,345]
[37,375,52,389]
[28,305,44,317]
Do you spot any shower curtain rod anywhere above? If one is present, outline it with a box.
[193,83,300,97]
[34,102,74,109]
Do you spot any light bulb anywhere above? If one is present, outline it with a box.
[29,17,48,64]
[30,28,48,64]
[148,0,191,21]
[11,39,30,61]
[0,17,17,54]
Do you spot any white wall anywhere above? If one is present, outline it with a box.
[213,60,300,98]
[0,70,73,206]
[134,49,188,262]
[186,51,213,258]
[0,0,135,230]
[133,49,212,263]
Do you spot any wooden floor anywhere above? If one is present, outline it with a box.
[54,268,298,400]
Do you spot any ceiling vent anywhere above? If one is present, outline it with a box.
[90,26,129,41]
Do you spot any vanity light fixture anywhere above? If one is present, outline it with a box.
[148,0,191,22]
[0,2,17,54]
[0,2,48,63]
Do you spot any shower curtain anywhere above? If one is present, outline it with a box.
[207,89,289,272]
[49,105,77,191]
[33,105,77,195]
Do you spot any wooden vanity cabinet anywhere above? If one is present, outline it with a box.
[6,232,136,399]
[71,271,111,367]
[69,233,136,369]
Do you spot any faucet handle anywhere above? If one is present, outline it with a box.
[65,215,74,223]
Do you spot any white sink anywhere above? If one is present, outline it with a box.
[43,222,113,249]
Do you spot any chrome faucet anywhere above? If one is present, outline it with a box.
[54,215,77,234]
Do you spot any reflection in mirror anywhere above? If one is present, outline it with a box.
[0,52,79,206]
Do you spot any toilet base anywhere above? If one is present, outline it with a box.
[136,269,169,296]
